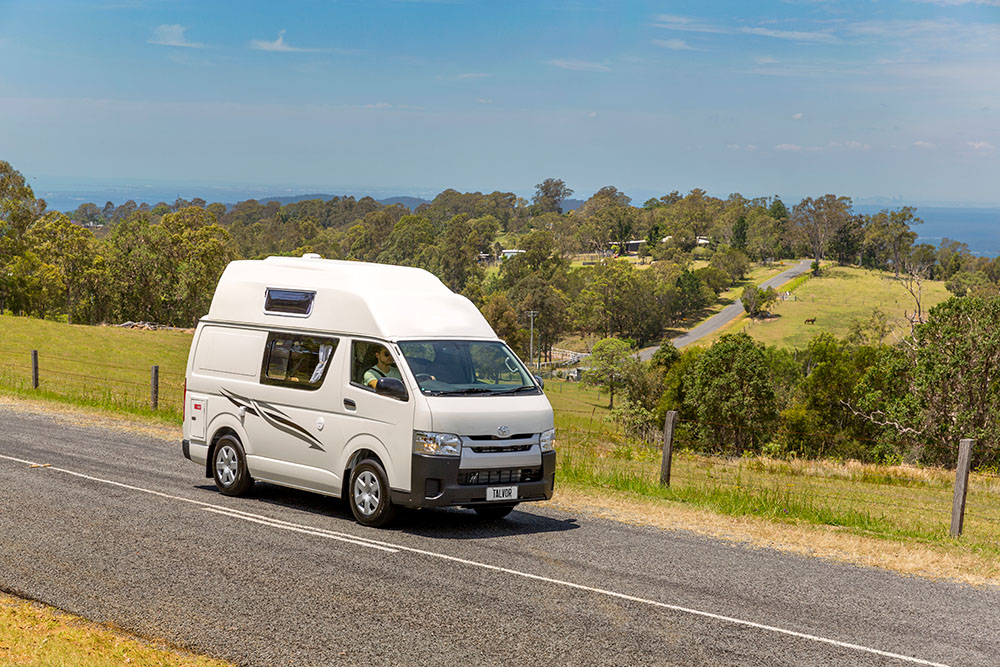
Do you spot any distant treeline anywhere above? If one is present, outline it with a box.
[3,160,999,466]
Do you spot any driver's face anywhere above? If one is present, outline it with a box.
[378,349,394,366]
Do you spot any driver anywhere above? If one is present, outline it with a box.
[365,346,402,389]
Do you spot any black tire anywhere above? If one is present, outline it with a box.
[349,459,397,527]
[212,435,254,496]
[473,503,517,520]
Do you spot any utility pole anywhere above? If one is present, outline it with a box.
[527,310,539,370]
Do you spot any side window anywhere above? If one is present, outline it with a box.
[260,333,338,390]
[351,341,404,394]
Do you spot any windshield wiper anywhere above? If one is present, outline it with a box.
[434,387,495,396]
[495,385,539,395]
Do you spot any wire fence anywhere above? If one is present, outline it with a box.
[0,350,184,416]
[2,349,998,544]
[556,419,1000,545]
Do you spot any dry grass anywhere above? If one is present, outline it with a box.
[547,484,1000,587]
[0,592,228,666]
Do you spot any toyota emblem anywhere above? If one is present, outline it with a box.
[497,425,510,437]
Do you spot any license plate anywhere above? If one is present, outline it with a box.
[486,485,518,502]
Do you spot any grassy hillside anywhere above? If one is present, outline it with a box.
[700,265,952,349]
[0,314,192,420]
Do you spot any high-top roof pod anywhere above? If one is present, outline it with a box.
[183,254,556,527]
[206,255,496,340]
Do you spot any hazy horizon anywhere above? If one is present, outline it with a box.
[2,1,997,206]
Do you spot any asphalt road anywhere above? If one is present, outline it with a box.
[639,259,813,360]
[1,406,998,666]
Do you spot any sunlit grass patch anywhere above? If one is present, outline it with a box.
[0,592,228,666]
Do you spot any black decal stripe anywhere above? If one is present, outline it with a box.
[220,387,323,451]
[253,399,326,452]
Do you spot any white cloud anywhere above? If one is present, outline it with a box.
[360,102,423,110]
[968,141,995,150]
[454,72,490,80]
[476,98,493,105]
[755,55,778,64]
[588,111,598,118]
[649,15,729,34]
[148,24,204,48]
[546,59,611,72]
[846,140,871,150]
[653,39,695,50]
[727,143,742,150]
[250,30,326,53]
[914,140,935,149]
[775,143,803,151]
[910,0,1000,6]
[739,26,838,43]
[793,112,804,119]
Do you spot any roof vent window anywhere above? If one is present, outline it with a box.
[264,289,315,316]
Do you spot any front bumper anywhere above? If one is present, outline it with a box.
[391,451,556,508]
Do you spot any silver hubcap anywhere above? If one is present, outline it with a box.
[216,444,238,487]
[353,470,381,517]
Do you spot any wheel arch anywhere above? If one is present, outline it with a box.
[205,416,248,479]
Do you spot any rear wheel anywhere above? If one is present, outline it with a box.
[212,435,254,496]
[473,503,517,520]
[349,459,397,527]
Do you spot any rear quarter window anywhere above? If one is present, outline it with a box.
[194,327,266,377]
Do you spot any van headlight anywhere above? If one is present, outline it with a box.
[413,431,462,457]
[540,428,556,452]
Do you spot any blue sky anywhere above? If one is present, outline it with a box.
[1,0,998,204]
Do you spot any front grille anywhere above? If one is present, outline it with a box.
[458,467,543,486]
[468,444,533,454]
[467,434,533,441]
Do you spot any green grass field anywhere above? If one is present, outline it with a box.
[0,314,192,421]
[700,265,952,349]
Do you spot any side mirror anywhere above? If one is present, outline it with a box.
[533,375,544,389]
[375,377,408,401]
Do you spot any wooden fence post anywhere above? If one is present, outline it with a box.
[31,350,39,389]
[150,365,159,410]
[950,438,974,537]
[660,410,678,487]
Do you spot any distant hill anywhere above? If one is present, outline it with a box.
[250,193,430,211]
[562,198,584,212]
[380,196,430,210]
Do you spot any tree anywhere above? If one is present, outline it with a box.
[731,216,748,250]
[791,195,852,263]
[27,212,103,323]
[583,337,636,408]
[686,333,777,454]
[865,208,920,278]
[533,178,573,214]
[830,215,864,266]
[741,285,777,318]
[855,296,1000,466]
[480,292,527,357]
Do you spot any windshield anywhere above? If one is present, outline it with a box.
[398,340,539,396]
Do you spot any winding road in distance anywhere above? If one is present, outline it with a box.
[1,404,998,666]
[639,258,813,361]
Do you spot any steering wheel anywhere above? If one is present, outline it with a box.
[415,373,434,382]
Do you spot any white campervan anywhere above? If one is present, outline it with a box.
[182,255,555,526]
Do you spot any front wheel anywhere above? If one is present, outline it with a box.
[349,459,397,527]
[213,435,254,496]
[473,503,517,520]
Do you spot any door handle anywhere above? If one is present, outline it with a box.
[343,398,356,410]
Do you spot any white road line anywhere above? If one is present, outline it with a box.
[0,453,951,667]
[201,507,397,553]
[0,453,392,553]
